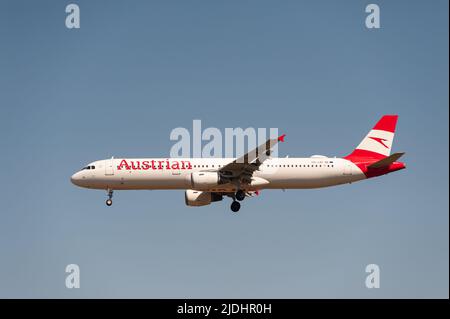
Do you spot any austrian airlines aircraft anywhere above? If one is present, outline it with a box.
[71,115,405,212]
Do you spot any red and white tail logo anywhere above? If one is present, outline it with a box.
[347,115,398,159]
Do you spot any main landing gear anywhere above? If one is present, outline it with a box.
[106,189,113,206]
[230,201,241,212]
[235,190,246,201]
[230,190,246,212]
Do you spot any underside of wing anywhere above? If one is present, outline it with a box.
[219,134,285,184]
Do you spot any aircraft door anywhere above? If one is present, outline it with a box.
[343,162,353,175]
[105,157,114,176]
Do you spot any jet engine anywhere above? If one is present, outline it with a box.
[189,172,224,190]
[185,189,223,207]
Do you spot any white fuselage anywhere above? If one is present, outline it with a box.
[70,157,366,192]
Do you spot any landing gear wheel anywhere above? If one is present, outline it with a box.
[230,201,241,212]
[235,190,246,201]
[106,189,113,206]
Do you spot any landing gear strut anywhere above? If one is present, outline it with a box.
[106,189,113,206]
[230,201,241,212]
[235,190,246,201]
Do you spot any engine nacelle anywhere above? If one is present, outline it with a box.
[185,189,223,207]
[190,171,222,190]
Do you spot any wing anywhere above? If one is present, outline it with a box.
[219,134,286,184]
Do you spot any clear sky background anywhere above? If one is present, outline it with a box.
[0,0,448,298]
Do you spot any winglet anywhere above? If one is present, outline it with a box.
[278,134,286,142]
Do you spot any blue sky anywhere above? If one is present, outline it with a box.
[0,0,448,298]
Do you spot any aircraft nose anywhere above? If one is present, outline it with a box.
[70,172,82,186]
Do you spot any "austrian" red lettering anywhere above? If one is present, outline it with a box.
[117,159,192,171]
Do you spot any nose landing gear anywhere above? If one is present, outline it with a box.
[106,189,113,206]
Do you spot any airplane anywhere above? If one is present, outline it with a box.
[71,115,406,212]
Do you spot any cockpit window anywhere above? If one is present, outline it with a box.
[81,165,95,170]
[91,166,95,169]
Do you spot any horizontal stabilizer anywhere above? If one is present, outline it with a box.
[368,152,405,169]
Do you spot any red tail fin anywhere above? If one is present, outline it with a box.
[345,115,398,162]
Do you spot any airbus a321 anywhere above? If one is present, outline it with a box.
[71,115,406,212]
